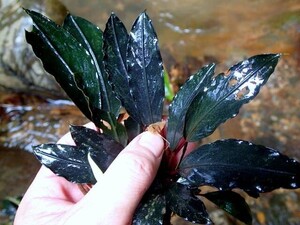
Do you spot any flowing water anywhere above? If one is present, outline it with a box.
[1,0,300,224]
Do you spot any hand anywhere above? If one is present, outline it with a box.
[14,124,164,225]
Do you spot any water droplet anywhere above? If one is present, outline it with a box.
[242,67,249,73]
[256,185,262,192]
[270,151,280,157]
[290,183,297,188]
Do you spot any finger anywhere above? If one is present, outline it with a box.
[60,131,164,225]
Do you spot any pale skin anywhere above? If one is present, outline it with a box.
[14,123,164,225]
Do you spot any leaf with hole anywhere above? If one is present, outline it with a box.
[94,110,128,146]
[185,54,281,141]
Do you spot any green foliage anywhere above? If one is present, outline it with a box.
[25,8,300,225]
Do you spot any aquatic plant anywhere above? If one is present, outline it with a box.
[24,9,300,225]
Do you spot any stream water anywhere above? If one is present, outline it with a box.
[1,0,300,224]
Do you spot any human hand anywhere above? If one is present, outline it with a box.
[14,124,164,225]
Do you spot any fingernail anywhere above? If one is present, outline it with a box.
[138,132,164,158]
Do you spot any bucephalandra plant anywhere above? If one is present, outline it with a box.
[24,8,300,225]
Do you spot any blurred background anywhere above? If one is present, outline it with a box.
[0,0,299,224]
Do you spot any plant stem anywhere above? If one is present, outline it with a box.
[175,142,188,170]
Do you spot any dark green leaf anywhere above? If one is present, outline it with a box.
[63,14,121,116]
[103,13,140,121]
[167,64,215,150]
[185,54,280,141]
[127,12,164,126]
[33,143,96,184]
[70,125,123,172]
[124,116,143,142]
[133,193,166,225]
[201,191,252,225]
[166,183,212,224]
[179,139,300,197]
[25,9,99,124]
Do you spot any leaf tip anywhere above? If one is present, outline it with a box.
[23,8,37,18]
[22,7,30,14]
[138,9,150,20]
[271,52,281,62]
[109,11,116,18]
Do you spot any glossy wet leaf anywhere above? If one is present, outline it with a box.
[179,139,300,197]
[25,9,100,124]
[70,125,123,172]
[201,191,252,225]
[133,193,166,225]
[166,183,212,224]
[33,143,96,184]
[63,14,121,116]
[124,116,143,142]
[185,54,280,141]
[103,13,139,121]
[167,64,215,150]
[127,12,164,126]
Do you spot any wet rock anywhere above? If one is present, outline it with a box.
[0,92,88,152]
[0,0,68,98]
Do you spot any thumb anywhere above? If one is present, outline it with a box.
[62,131,164,225]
